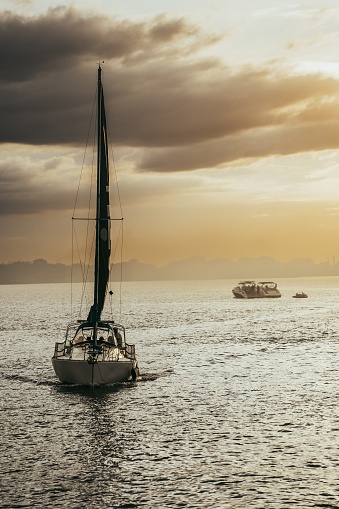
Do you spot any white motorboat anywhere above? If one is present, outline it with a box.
[232,280,282,299]
[293,292,308,298]
[52,65,139,386]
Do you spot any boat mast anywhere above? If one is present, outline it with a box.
[93,64,103,336]
[87,63,111,333]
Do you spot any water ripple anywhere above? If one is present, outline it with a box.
[2,279,339,508]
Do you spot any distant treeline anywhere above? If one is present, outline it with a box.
[0,257,338,284]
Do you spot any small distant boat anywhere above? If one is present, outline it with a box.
[293,292,308,298]
[232,281,281,299]
[52,65,139,386]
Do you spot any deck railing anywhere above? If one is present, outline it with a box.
[53,340,136,361]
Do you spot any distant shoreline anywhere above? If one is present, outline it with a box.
[0,257,338,284]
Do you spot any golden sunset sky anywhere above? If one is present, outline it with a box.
[2,0,339,265]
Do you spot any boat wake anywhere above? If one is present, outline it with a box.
[1,365,172,389]
[0,372,56,387]
[138,369,173,382]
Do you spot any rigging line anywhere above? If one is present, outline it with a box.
[83,231,96,314]
[119,220,124,320]
[73,220,87,317]
[110,220,123,266]
[75,108,96,319]
[82,125,97,309]
[80,228,96,318]
[73,87,97,216]
[73,220,96,318]
[106,127,125,320]
[108,220,123,320]
[81,105,97,305]
[106,115,124,218]
[104,114,124,320]
[71,84,97,320]
[85,123,96,254]
[71,219,74,322]
[109,290,114,321]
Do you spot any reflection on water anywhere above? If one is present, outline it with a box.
[1,278,339,508]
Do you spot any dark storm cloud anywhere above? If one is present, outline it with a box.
[1,6,339,173]
[0,7,214,81]
[0,7,221,146]
[139,121,339,172]
[117,66,339,152]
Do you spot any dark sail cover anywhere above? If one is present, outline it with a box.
[88,67,111,323]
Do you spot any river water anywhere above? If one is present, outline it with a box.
[1,277,339,508]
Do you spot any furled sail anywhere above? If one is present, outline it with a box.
[87,65,111,323]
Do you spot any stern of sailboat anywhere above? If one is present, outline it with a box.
[52,321,138,385]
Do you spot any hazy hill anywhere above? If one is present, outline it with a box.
[0,256,337,284]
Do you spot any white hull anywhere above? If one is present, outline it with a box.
[52,357,137,385]
[232,280,281,299]
[232,290,281,299]
[52,322,138,386]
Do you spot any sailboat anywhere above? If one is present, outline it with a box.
[52,64,139,385]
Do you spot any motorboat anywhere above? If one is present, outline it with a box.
[232,280,282,299]
[292,292,308,298]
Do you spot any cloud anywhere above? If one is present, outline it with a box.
[134,67,339,172]
[0,7,217,81]
[1,6,339,175]
[0,7,223,147]
[0,151,78,214]
[138,120,339,173]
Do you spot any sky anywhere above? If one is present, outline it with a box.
[2,0,339,265]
